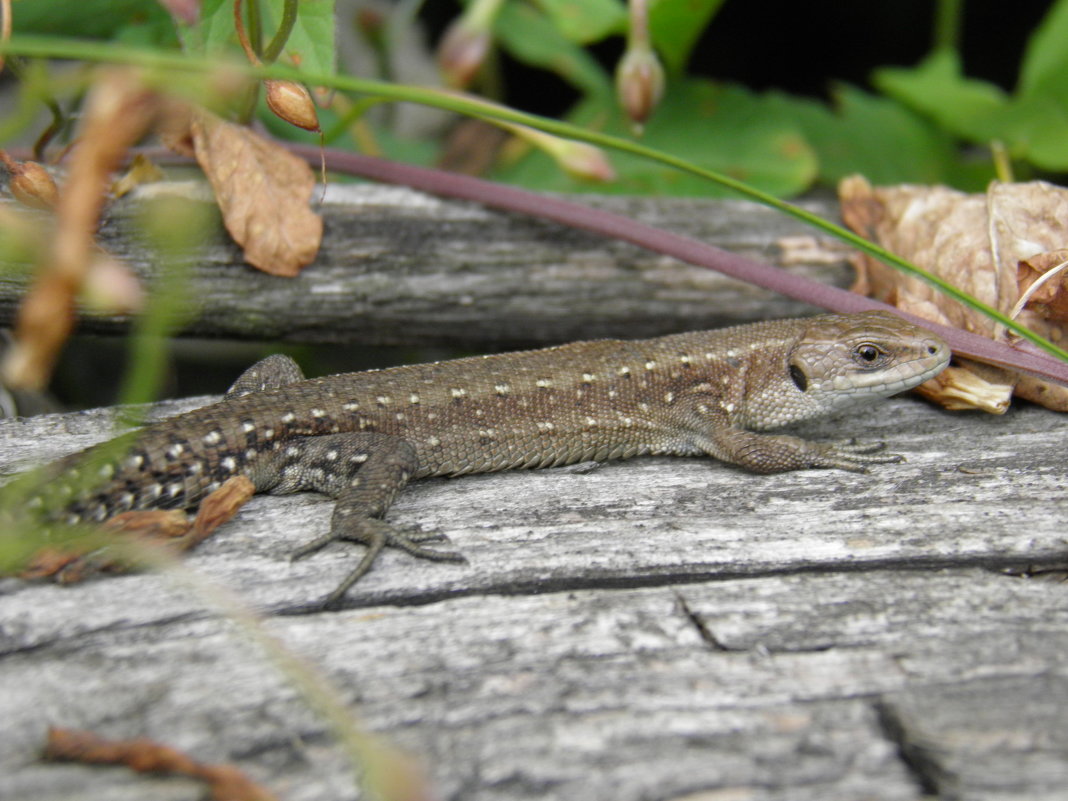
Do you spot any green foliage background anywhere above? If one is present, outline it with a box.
[4,0,1068,197]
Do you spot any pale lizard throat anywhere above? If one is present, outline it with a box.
[5,310,950,606]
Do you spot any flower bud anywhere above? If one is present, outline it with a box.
[616,44,665,128]
[265,80,321,132]
[83,252,144,314]
[519,129,615,183]
[437,19,492,89]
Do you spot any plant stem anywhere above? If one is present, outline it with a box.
[263,0,299,64]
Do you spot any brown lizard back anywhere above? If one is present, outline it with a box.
[9,310,949,605]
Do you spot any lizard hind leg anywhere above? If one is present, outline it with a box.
[263,432,465,607]
[225,354,306,399]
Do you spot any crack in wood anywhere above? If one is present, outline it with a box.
[672,591,730,651]
[873,700,944,797]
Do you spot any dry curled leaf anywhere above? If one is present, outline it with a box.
[186,107,322,276]
[840,175,1068,412]
[187,475,255,549]
[18,476,253,583]
[2,70,158,391]
[111,153,165,198]
[44,727,278,801]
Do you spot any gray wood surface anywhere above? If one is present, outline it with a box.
[2,388,1067,801]
[0,185,851,347]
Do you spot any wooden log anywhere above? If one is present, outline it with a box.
[1,387,1066,800]
[0,184,853,347]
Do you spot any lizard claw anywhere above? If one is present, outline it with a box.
[812,439,904,473]
[290,518,466,609]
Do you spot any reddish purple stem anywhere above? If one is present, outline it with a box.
[288,146,1068,387]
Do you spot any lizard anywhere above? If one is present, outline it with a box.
[5,310,949,606]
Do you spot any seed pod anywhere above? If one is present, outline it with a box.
[9,161,60,210]
[265,80,320,132]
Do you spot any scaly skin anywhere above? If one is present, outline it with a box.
[10,310,950,605]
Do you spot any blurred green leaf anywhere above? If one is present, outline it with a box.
[186,0,335,76]
[874,49,1008,141]
[996,93,1068,170]
[1018,0,1068,96]
[877,45,1068,171]
[495,78,817,197]
[533,0,626,44]
[10,0,172,40]
[261,0,336,76]
[187,0,242,56]
[649,0,727,74]
[775,85,962,185]
[495,1,613,96]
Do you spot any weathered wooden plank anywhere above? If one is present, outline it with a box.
[2,346,1067,801]
[3,566,1067,801]
[0,185,852,347]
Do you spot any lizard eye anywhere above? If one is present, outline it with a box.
[789,364,808,392]
[853,343,885,365]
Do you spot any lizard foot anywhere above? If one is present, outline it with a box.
[290,518,466,608]
[812,439,905,473]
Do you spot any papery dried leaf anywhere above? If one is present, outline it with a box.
[18,546,83,580]
[190,108,322,276]
[44,727,279,801]
[2,70,159,390]
[185,475,255,550]
[158,101,196,157]
[1017,249,1068,321]
[111,153,165,198]
[840,175,1068,412]
[104,509,192,539]
[913,365,1012,413]
[52,509,192,582]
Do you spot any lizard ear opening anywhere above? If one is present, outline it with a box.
[789,364,808,392]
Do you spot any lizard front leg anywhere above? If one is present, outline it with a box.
[682,405,904,474]
[252,432,464,606]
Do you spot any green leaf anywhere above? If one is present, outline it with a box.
[1019,0,1068,96]
[10,0,173,40]
[775,85,963,186]
[649,0,727,74]
[495,1,613,96]
[1007,0,1068,169]
[494,78,817,197]
[261,0,336,76]
[184,0,334,77]
[533,0,627,44]
[185,0,242,56]
[996,93,1068,170]
[874,49,1008,141]
[877,46,1068,171]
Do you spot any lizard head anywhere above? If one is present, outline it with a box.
[786,310,950,412]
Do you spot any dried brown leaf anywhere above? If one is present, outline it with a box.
[103,509,192,539]
[2,70,159,390]
[189,108,322,276]
[44,727,279,801]
[111,153,165,198]
[840,176,1068,412]
[1017,249,1068,321]
[185,475,256,550]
